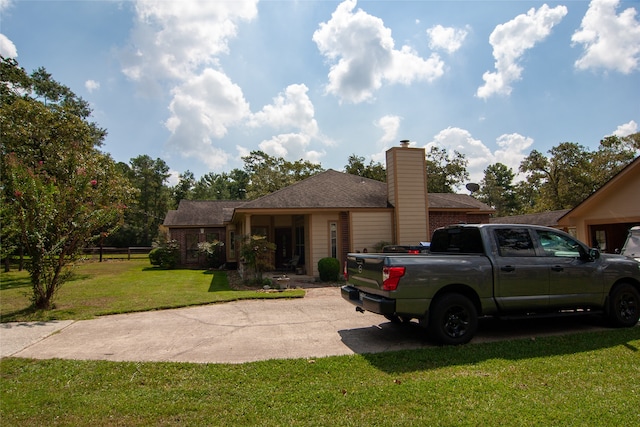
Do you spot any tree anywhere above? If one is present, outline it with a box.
[106,155,173,247]
[477,163,520,216]
[518,139,637,212]
[0,57,134,309]
[242,151,323,199]
[590,135,639,186]
[171,170,195,207]
[344,154,386,182]
[120,155,172,246]
[425,146,469,193]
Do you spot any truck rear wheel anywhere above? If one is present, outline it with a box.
[429,294,478,345]
[608,283,640,327]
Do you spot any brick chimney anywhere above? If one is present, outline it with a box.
[386,141,429,245]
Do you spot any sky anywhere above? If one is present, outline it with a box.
[1,0,639,188]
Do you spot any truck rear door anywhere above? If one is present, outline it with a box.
[492,228,550,311]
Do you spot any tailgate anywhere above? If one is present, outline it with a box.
[345,254,386,291]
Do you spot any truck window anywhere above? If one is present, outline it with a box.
[494,229,535,257]
[430,228,483,253]
[536,230,581,258]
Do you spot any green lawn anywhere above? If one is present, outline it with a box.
[2,259,638,425]
[1,328,639,426]
[0,259,304,322]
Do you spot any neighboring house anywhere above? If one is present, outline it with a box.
[490,209,571,229]
[558,156,640,253]
[163,144,495,276]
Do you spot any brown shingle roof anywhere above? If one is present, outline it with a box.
[490,209,571,227]
[163,200,245,226]
[164,171,496,226]
[237,169,389,209]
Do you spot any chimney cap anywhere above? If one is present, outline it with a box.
[399,139,410,148]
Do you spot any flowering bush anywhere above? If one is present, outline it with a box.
[239,235,276,282]
[197,240,224,268]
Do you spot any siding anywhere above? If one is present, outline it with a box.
[386,147,430,245]
[351,211,393,252]
[309,212,339,277]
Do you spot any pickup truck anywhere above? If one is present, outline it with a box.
[341,224,640,345]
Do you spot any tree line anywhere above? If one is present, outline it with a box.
[1,56,638,308]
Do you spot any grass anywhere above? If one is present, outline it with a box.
[0,259,304,322]
[2,259,638,425]
[1,328,639,426]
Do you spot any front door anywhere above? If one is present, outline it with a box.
[275,228,293,270]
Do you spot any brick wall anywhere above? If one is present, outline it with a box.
[168,227,227,267]
[428,213,491,239]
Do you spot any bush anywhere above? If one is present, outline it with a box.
[318,257,340,282]
[149,240,180,269]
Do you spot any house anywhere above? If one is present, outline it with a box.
[557,156,640,253]
[162,200,244,267]
[163,144,495,276]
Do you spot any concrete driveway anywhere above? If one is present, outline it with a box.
[1,287,613,364]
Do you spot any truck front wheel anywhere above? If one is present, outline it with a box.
[429,294,478,345]
[608,283,640,327]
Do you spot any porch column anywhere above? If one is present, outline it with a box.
[244,214,252,236]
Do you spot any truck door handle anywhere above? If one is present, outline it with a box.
[501,266,515,272]
[551,266,564,272]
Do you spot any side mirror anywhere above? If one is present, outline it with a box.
[588,248,600,261]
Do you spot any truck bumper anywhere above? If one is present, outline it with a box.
[341,285,396,316]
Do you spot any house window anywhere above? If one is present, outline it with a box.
[330,222,338,258]
[186,233,199,261]
[295,224,305,263]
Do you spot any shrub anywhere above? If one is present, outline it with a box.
[318,257,340,282]
[149,240,180,269]
[198,240,224,268]
[239,235,276,282]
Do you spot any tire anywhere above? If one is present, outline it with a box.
[428,294,478,345]
[608,283,640,327]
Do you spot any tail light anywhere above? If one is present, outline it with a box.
[408,249,420,254]
[382,266,405,291]
[343,261,348,280]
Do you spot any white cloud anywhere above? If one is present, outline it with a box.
[248,84,330,163]
[424,127,533,185]
[122,0,258,84]
[611,120,638,137]
[375,115,401,145]
[572,0,640,74]
[0,33,17,58]
[477,4,567,99]
[120,0,258,171]
[85,79,100,93]
[258,133,311,159]
[493,133,534,175]
[427,24,468,53]
[313,0,444,103]
[165,68,250,169]
[249,84,319,136]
